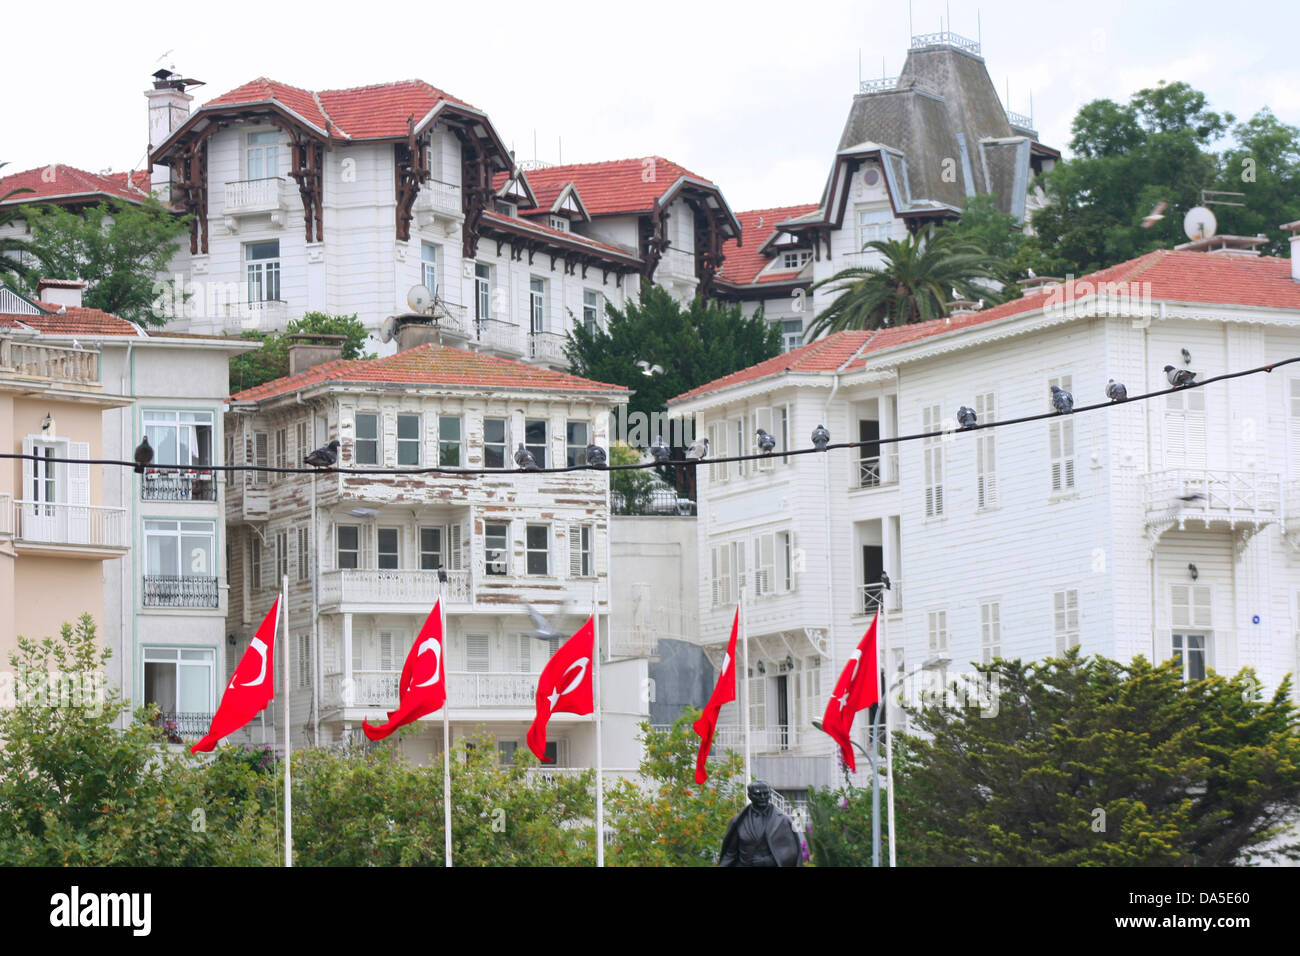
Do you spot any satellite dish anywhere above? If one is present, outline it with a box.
[379,315,399,344]
[407,284,433,314]
[1183,206,1217,241]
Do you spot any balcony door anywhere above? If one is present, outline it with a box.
[20,435,90,543]
[862,544,884,613]
[858,419,880,487]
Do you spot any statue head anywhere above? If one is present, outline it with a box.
[748,780,773,811]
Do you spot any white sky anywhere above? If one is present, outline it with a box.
[4,0,1297,212]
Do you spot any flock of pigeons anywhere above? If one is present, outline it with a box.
[129,364,1203,475]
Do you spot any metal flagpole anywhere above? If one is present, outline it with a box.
[282,574,292,867]
[883,607,897,867]
[440,592,452,868]
[740,588,751,784]
[593,587,605,867]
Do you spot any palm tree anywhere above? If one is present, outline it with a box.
[804,231,1006,340]
[0,162,36,284]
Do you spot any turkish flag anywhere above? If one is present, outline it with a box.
[692,608,738,783]
[192,597,281,753]
[362,601,447,741]
[819,613,880,772]
[526,616,594,762]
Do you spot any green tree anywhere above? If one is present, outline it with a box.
[932,193,1045,285]
[565,286,781,426]
[19,198,189,326]
[890,651,1300,866]
[606,713,747,866]
[806,231,1006,338]
[0,162,36,285]
[1030,81,1233,275]
[229,311,375,393]
[0,615,276,865]
[1215,108,1300,257]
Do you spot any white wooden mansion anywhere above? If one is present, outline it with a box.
[670,241,1300,791]
[224,330,647,769]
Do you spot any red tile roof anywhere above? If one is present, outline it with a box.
[0,164,152,206]
[674,249,1300,401]
[231,343,629,403]
[718,205,820,285]
[201,78,477,140]
[0,303,141,336]
[515,158,715,216]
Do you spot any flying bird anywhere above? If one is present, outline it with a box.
[956,406,977,429]
[1176,492,1206,502]
[635,360,664,376]
[304,439,339,468]
[1164,365,1197,388]
[650,435,670,463]
[811,424,831,451]
[756,428,776,454]
[515,443,540,471]
[1141,200,1168,228]
[585,444,607,468]
[1105,379,1127,402]
[133,436,154,474]
[1050,385,1074,414]
[685,436,709,461]
[524,603,565,642]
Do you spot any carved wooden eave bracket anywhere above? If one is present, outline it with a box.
[455,128,494,260]
[638,207,670,291]
[286,130,325,242]
[394,115,431,242]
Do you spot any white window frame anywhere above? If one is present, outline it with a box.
[975,392,997,510]
[1048,375,1075,492]
[143,647,215,717]
[483,417,508,469]
[484,522,510,576]
[245,240,281,303]
[582,289,600,331]
[529,276,546,334]
[142,409,215,471]
[1164,387,1207,469]
[336,524,361,571]
[275,529,288,583]
[145,519,217,581]
[245,130,281,181]
[922,405,944,517]
[396,413,421,467]
[421,242,439,298]
[980,601,1001,663]
[781,250,811,270]
[525,523,550,576]
[928,610,948,653]
[438,416,462,467]
[524,418,547,469]
[569,523,593,578]
[1053,589,1080,654]
[566,420,590,468]
[475,263,492,322]
[355,412,379,466]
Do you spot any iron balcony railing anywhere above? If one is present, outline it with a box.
[153,711,215,743]
[611,487,697,516]
[141,469,218,501]
[142,575,220,609]
[475,318,523,355]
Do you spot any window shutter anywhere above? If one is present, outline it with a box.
[733,541,746,595]
[379,632,395,671]
[720,545,732,605]
[253,431,268,484]
[361,524,374,569]
[757,534,774,595]
[569,523,583,576]
[466,635,490,672]
[447,522,464,571]
[21,435,35,507]
[352,634,363,673]
[711,547,721,606]
[749,673,766,730]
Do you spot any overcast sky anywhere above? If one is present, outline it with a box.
[4,0,1297,212]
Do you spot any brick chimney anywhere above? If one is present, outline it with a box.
[288,333,346,375]
[1282,221,1300,282]
[36,278,86,309]
[147,69,201,200]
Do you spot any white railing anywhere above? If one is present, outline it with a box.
[860,582,885,616]
[416,180,462,216]
[859,76,899,93]
[712,725,796,752]
[858,457,881,488]
[528,331,568,366]
[324,670,535,710]
[658,247,697,279]
[910,31,980,54]
[1145,469,1280,524]
[431,302,472,340]
[223,177,286,212]
[0,492,10,535]
[224,299,288,331]
[318,568,472,607]
[476,318,523,355]
[1006,110,1034,130]
[0,340,99,384]
[12,500,128,549]
[1286,480,1300,528]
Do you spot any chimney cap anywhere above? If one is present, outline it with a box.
[287,332,347,346]
[36,278,88,291]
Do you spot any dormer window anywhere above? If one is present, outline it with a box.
[549,216,569,232]
[782,250,811,270]
[494,200,517,217]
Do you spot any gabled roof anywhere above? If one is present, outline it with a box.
[673,250,1300,401]
[0,165,152,207]
[479,211,641,265]
[516,157,718,217]
[231,342,629,403]
[0,302,143,337]
[717,204,820,287]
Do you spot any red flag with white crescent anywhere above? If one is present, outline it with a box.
[192,597,280,753]
[692,608,738,783]
[526,616,594,762]
[362,600,447,741]
[819,613,880,772]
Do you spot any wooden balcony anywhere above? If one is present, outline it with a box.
[1145,469,1280,534]
[323,669,535,711]
[318,568,472,611]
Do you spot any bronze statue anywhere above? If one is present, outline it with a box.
[718,781,803,867]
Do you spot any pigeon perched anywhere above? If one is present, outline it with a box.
[585,444,607,468]
[1105,379,1127,402]
[756,428,776,454]
[524,603,564,641]
[650,435,670,463]
[956,406,977,429]
[1050,385,1074,414]
[304,439,339,468]
[811,424,831,451]
[514,443,540,471]
[685,436,709,461]
[880,570,892,591]
[1165,365,1196,388]
[133,436,154,475]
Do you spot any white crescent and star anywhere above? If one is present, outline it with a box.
[412,636,443,688]
[231,637,269,690]
[547,657,590,710]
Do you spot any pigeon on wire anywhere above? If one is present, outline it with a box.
[1050,385,1074,414]
[585,444,607,468]
[524,603,565,642]
[133,436,154,474]
[811,424,831,451]
[756,428,776,454]
[956,406,977,429]
[650,435,670,463]
[515,443,541,471]
[1165,365,1196,388]
[1105,379,1127,402]
[304,439,339,468]
[685,436,709,461]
